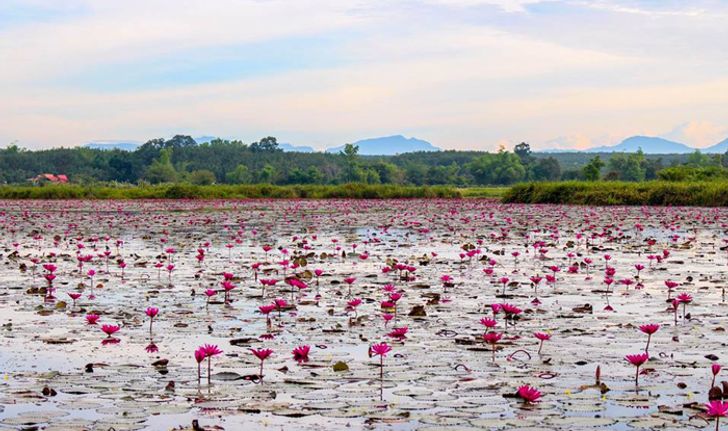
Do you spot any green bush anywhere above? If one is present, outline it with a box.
[0,183,463,200]
[503,181,728,206]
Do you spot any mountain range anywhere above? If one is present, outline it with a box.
[83,134,441,155]
[82,134,728,155]
[326,135,440,155]
[542,135,728,154]
[584,135,728,154]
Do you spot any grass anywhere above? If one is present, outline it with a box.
[458,187,507,199]
[0,183,464,200]
[503,181,728,206]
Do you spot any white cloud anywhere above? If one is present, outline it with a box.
[1,0,727,150]
[424,0,541,12]
[663,121,728,148]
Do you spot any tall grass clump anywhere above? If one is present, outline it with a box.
[0,183,462,200]
[503,181,728,206]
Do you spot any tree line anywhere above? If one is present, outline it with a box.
[1,136,727,186]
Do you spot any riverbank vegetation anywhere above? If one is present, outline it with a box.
[503,181,728,206]
[3,136,727,187]
[0,183,463,200]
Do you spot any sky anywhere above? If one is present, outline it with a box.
[1,0,727,151]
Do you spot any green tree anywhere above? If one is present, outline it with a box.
[250,136,281,153]
[530,157,561,181]
[257,164,276,183]
[226,164,251,184]
[341,143,360,182]
[467,150,525,185]
[188,169,216,185]
[144,147,177,183]
[608,150,645,181]
[514,142,533,165]
[582,156,604,181]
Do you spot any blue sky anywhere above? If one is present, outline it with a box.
[1,0,727,150]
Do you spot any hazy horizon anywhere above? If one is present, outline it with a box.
[2,0,727,151]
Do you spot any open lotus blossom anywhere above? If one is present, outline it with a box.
[625,352,649,386]
[483,332,502,362]
[343,277,356,296]
[480,317,497,329]
[638,324,659,353]
[517,385,542,404]
[85,314,100,325]
[664,280,679,299]
[706,400,728,431]
[676,293,693,322]
[273,298,288,318]
[346,298,362,317]
[201,344,223,384]
[387,326,408,340]
[498,276,510,295]
[251,348,273,382]
[145,307,159,333]
[292,345,310,363]
[101,324,120,337]
[370,343,392,400]
[259,304,276,327]
[534,332,551,355]
[68,292,82,308]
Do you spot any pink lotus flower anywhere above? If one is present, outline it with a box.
[202,344,223,357]
[637,323,658,349]
[101,324,120,337]
[706,400,728,431]
[677,292,692,303]
[711,364,722,389]
[68,292,81,307]
[85,314,100,325]
[625,352,649,386]
[251,348,273,381]
[194,347,206,382]
[480,317,497,328]
[199,344,223,384]
[534,332,551,355]
[370,342,392,400]
[371,342,392,357]
[387,326,408,340]
[146,307,159,333]
[205,289,217,307]
[292,345,310,363]
[259,304,276,315]
[483,332,502,362]
[343,277,356,296]
[517,385,542,403]
[346,298,362,317]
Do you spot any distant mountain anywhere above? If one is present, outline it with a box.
[84,140,141,151]
[704,138,728,154]
[279,143,315,153]
[587,136,694,154]
[326,135,440,155]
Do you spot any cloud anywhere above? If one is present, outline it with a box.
[663,121,728,148]
[0,0,727,150]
